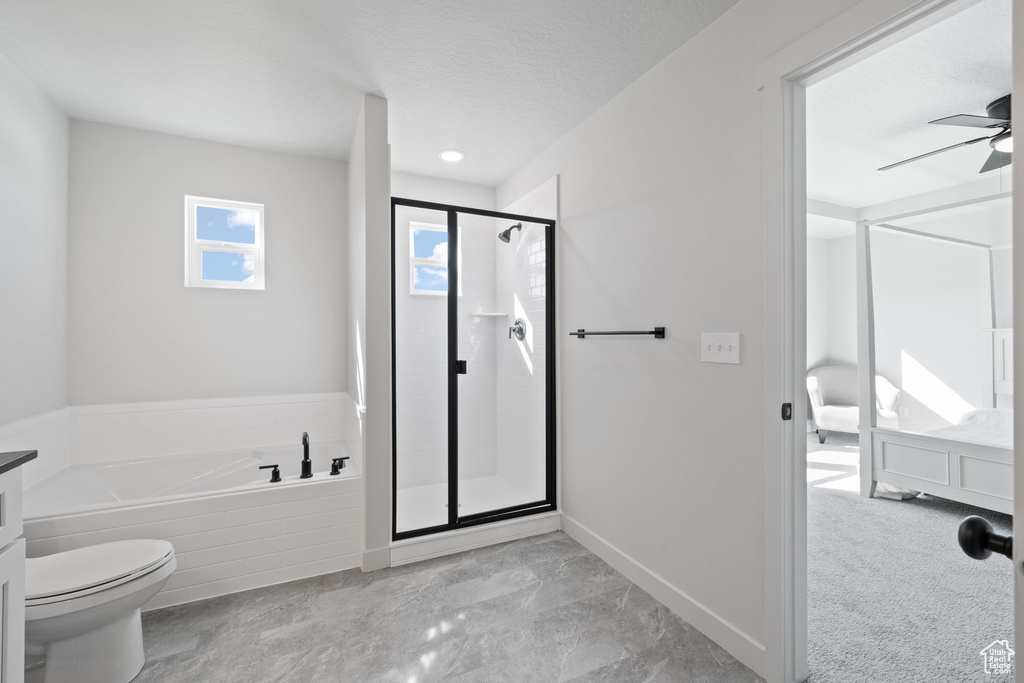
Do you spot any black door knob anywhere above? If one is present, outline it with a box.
[959,515,1013,560]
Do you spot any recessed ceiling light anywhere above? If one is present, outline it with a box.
[438,149,464,162]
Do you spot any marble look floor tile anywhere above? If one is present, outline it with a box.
[135,531,763,683]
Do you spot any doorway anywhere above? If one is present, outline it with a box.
[761,0,1018,681]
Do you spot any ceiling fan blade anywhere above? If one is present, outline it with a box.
[979,150,1012,173]
[878,135,992,171]
[929,114,1010,128]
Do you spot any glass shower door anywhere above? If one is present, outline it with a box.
[455,212,550,520]
[392,197,555,541]
[393,204,450,536]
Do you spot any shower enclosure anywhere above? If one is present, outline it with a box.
[391,198,555,540]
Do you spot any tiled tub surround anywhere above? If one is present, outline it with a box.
[24,452,361,610]
[69,393,349,465]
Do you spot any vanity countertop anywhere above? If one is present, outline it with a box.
[0,451,37,476]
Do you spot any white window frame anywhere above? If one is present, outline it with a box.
[184,195,265,290]
[409,221,449,296]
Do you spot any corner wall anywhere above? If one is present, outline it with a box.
[348,95,392,570]
[0,54,71,486]
[0,55,69,426]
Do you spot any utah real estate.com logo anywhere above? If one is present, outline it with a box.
[980,640,1014,675]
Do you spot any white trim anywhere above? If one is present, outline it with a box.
[561,515,766,679]
[759,1,985,681]
[361,547,391,572]
[873,223,995,249]
[860,191,1013,228]
[389,512,561,566]
[184,195,265,290]
[755,0,983,88]
[69,392,348,416]
[856,224,878,498]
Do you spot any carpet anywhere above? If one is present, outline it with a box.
[806,431,1013,682]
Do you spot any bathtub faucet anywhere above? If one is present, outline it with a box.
[300,432,313,479]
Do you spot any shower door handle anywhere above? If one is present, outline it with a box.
[454,360,467,375]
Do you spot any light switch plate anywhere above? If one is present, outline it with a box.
[701,333,740,364]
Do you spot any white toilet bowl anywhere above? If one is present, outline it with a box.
[25,539,176,683]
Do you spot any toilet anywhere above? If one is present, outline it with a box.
[24,539,176,683]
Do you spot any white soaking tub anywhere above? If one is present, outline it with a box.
[23,442,362,609]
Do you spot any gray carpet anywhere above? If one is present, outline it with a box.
[807,431,1013,682]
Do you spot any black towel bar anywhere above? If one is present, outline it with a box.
[570,327,665,339]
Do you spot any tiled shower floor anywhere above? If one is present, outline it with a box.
[395,475,535,533]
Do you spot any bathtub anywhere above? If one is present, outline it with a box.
[23,441,363,609]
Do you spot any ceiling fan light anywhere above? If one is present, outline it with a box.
[992,131,1013,154]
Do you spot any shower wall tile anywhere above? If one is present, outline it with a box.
[495,224,548,501]
[68,393,349,464]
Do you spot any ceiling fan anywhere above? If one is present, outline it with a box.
[879,94,1012,173]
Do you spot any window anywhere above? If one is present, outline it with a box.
[185,195,265,290]
[410,222,448,295]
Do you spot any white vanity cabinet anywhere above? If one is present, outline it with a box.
[0,451,36,683]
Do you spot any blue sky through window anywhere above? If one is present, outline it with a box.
[202,251,255,282]
[413,229,447,261]
[413,266,447,292]
[197,205,257,244]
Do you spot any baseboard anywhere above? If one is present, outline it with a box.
[389,512,561,566]
[561,515,766,679]
[362,546,391,571]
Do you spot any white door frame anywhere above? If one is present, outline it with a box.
[759,0,999,681]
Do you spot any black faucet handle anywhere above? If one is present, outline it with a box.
[330,457,350,475]
[259,464,281,482]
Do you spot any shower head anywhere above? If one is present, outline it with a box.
[498,223,522,243]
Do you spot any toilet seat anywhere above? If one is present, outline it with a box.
[27,539,174,605]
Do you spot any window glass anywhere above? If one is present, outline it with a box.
[201,251,256,282]
[196,205,258,244]
[413,265,448,292]
[413,228,447,261]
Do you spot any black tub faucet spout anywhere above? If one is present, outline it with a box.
[300,432,313,479]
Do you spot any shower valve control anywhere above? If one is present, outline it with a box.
[510,319,527,342]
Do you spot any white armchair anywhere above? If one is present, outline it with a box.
[806,365,899,443]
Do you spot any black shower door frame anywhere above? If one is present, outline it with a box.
[391,197,557,541]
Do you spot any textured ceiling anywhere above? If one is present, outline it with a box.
[807,0,1011,209]
[0,0,739,186]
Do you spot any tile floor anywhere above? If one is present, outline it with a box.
[139,531,762,682]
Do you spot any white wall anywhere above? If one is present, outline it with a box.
[827,236,858,366]
[871,230,991,432]
[993,247,1013,328]
[0,55,69,427]
[495,0,869,671]
[349,95,392,570]
[67,121,347,405]
[806,237,829,370]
